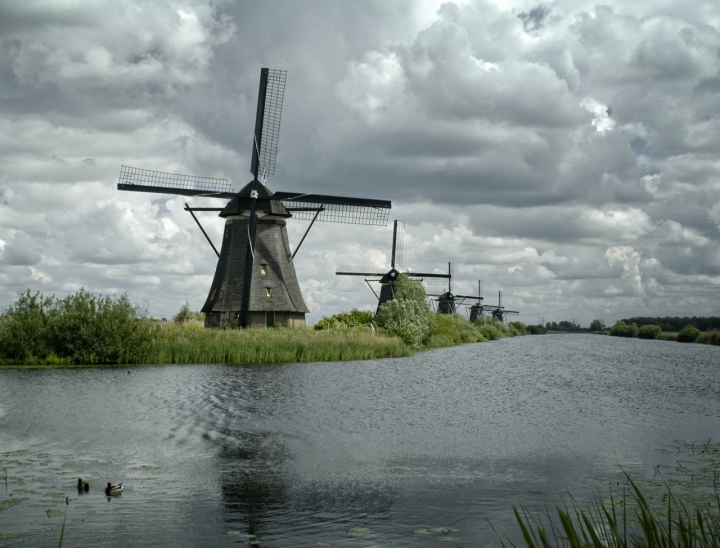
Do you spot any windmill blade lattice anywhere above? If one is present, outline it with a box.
[421,277,449,286]
[336,265,388,276]
[257,69,286,178]
[277,194,390,226]
[394,220,405,270]
[118,166,235,197]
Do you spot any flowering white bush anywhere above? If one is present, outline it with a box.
[375,275,432,347]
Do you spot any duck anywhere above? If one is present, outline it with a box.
[77,478,90,492]
[105,482,123,496]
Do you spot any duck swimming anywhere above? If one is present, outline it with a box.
[105,482,123,495]
[77,478,89,492]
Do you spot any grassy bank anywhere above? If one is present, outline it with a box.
[142,321,411,364]
[0,287,523,367]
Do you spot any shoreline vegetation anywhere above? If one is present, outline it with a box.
[504,439,720,548]
[0,277,526,367]
[607,320,720,346]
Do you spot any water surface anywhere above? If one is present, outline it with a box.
[1,334,718,546]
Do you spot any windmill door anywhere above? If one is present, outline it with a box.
[266,312,275,328]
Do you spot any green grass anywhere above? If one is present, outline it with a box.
[505,476,720,548]
[138,321,412,364]
[504,439,720,548]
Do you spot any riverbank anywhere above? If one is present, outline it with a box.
[0,322,412,367]
[0,287,526,367]
[608,320,720,346]
[0,319,529,367]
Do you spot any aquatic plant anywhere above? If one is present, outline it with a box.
[505,438,720,548]
[505,477,720,548]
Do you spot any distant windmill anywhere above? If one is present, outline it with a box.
[335,220,451,312]
[468,283,519,323]
[118,68,391,328]
[426,265,483,314]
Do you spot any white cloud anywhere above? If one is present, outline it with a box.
[1,0,719,325]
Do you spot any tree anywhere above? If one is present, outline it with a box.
[610,321,639,338]
[677,324,700,343]
[637,324,662,339]
[173,302,204,323]
[589,319,605,331]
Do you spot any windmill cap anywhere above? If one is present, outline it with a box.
[220,181,290,218]
[379,268,400,283]
[237,180,274,198]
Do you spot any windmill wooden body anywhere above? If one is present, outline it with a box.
[118,68,391,328]
[336,220,450,313]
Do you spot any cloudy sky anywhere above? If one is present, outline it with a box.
[1,0,719,325]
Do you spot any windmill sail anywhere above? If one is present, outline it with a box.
[336,265,389,276]
[252,69,286,179]
[117,169,390,226]
[118,165,235,197]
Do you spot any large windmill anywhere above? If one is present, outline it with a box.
[118,68,391,328]
[335,220,450,312]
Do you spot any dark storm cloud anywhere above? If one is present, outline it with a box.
[518,5,550,31]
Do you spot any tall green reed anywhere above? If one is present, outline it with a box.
[502,475,720,548]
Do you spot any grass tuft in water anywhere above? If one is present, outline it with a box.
[503,475,720,548]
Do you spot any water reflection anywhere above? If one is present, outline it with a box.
[0,335,718,547]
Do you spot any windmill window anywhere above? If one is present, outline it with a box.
[260,264,268,276]
[210,289,216,300]
[265,288,272,298]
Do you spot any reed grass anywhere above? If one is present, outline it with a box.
[504,475,720,548]
[138,321,411,364]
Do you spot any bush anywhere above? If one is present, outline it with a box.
[589,319,605,331]
[525,324,546,335]
[426,334,454,348]
[428,313,484,345]
[375,274,432,347]
[696,329,720,346]
[610,321,639,338]
[677,324,700,343]
[478,323,501,341]
[376,298,431,347]
[314,308,375,330]
[637,324,662,339]
[507,321,526,335]
[0,289,153,365]
[0,290,55,363]
[173,301,204,323]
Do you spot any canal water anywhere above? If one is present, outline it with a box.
[0,334,718,547]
